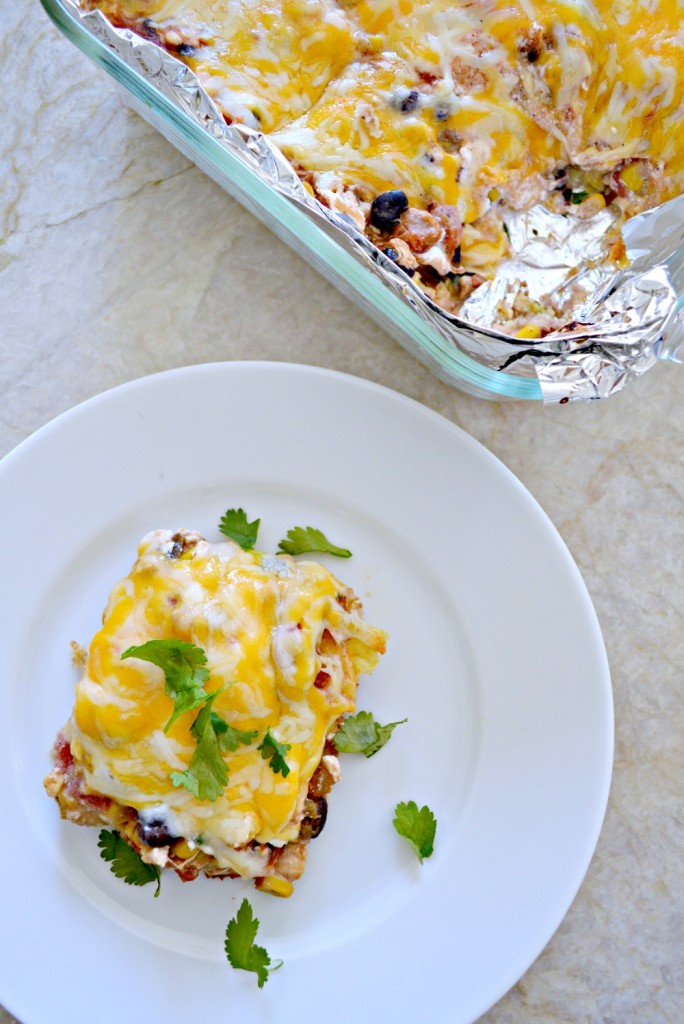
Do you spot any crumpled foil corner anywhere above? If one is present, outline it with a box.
[65,0,684,401]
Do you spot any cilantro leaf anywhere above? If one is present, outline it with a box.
[277,526,351,558]
[257,729,291,777]
[393,801,437,863]
[170,690,229,801]
[211,712,258,752]
[570,190,589,205]
[334,711,407,757]
[98,829,161,896]
[225,898,283,987]
[121,639,210,733]
[219,508,260,550]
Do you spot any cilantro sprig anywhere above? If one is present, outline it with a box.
[277,526,351,558]
[121,639,256,801]
[211,712,259,752]
[169,690,257,801]
[170,690,230,801]
[98,829,161,896]
[334,711,407,758]
[393,801,437,863]
[219,508,260,550]
[121,639,210,733]
[257,729,291,777]
[225,898,283,987]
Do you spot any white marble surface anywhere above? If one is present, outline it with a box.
[2,3,683,1021]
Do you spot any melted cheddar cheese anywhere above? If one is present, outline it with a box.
[62,529,386,869]
[273,0,684,220]
[87,0,684,318]
[93,0,358,130]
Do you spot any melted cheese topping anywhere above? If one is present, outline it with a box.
[89,0,683,304]
[95,0,357,130]
[94,0,684,198]
[273,0,684,220]
[65,530,386,861]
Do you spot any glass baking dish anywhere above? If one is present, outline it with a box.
[40,0,684,401]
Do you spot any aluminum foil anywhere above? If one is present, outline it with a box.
[65,0,684,401]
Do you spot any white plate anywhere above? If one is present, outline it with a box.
[0,363,612,1024]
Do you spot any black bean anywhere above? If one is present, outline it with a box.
[382,247,415,277]
[138,816,178,848]
[370,190,409,230]
[526,48,539,62]
[399,89,419,113]
[177,43,196,56]
[299,797,328,841]
[141,18,160,42]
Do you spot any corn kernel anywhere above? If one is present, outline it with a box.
[515,324,542,339]
[255,875,294,898]
[620,163,644,192]
[609,237,629,268]
[173,839,195,860]
[462,203,478,224]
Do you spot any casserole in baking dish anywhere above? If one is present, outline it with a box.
[80,0,684,333]
[41,0,684,399]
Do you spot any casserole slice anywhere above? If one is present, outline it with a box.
[44,529,387,896]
